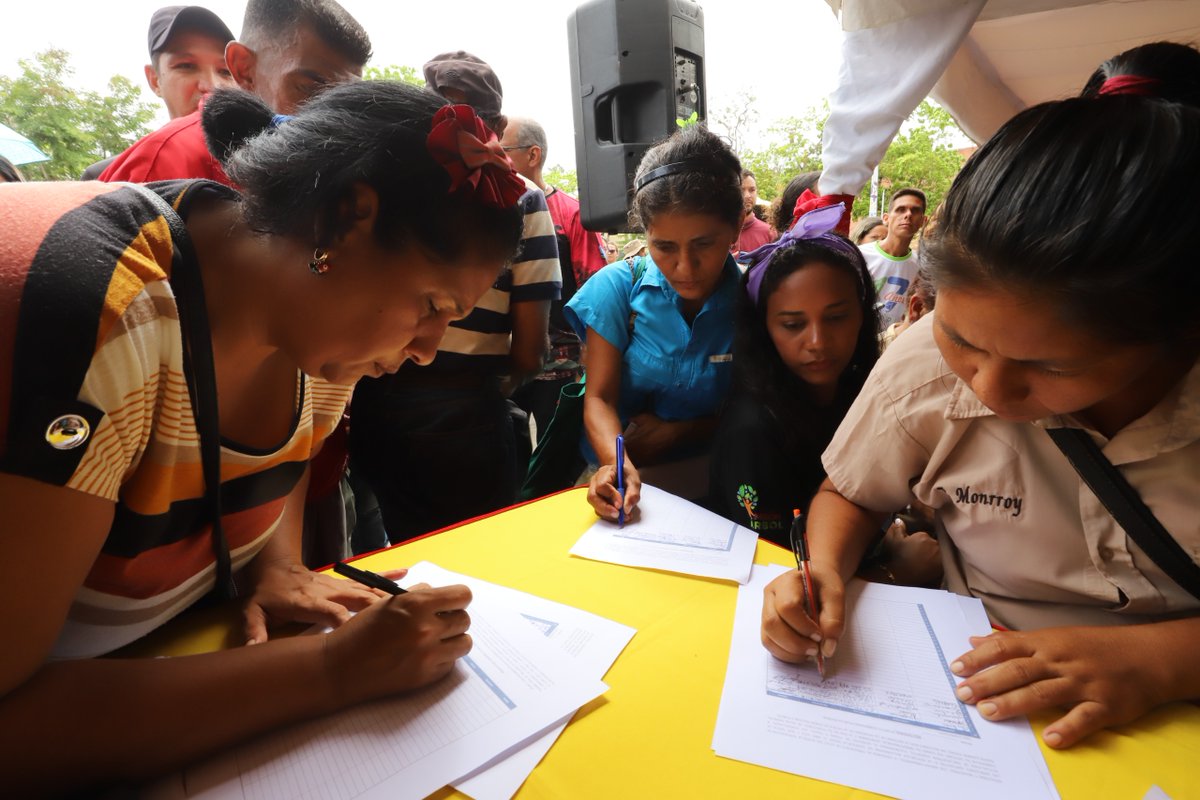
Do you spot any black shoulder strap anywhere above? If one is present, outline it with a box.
[132,184,237,600]
[1046,426,1200,601]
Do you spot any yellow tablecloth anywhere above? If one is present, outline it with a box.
[130,488,1200,800]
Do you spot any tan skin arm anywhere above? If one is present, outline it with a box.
[762,477,1200,748]
[0,471,473,793]
[508,298,551,380]
[761,478,885,662]
[581,326,641,520]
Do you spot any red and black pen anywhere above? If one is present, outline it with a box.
[790,509,825,680]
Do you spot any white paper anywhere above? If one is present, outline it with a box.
[395,563,636,800]
[151,582,608,800]
[714,564,1060,800]
[569,484,758,584]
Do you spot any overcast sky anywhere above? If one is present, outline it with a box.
[2,0,845,174]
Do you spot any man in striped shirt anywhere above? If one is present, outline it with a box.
[348,52,561,544]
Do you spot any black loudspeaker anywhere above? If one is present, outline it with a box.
[568,0,706,232]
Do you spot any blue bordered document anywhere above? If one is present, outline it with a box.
[713,565,1060,800]
[569,484,758,583]
[146,570,610,800]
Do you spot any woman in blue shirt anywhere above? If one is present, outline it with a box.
[566,126,745,520]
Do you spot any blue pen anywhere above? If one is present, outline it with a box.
[615,434,625,527]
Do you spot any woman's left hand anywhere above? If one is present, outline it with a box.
[950,625,1168,748]
[241,561,407,645]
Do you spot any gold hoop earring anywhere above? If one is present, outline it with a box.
[309,248,331,276]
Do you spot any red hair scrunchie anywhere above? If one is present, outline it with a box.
[1097,75,1161,97]
[790,188,855,236]
[426,104,526,208]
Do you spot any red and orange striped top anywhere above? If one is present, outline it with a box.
[0,180,352,658]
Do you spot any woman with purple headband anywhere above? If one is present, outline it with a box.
[708,205,880,541]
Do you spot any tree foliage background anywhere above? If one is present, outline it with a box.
[713,95,967,223]
[0,50,157,180]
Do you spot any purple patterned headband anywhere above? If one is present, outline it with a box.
[744,203,864,305]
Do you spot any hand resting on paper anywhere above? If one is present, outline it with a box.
[324,583,475,703]
[242,560,406,645]
[760,563,845,665]
[587,460,642,522]
[950,619,1200,749]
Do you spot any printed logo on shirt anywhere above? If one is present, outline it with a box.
[735,485,785,531]
[875,276,910,313]
[952,486,1023,518]
[736,484,759,519]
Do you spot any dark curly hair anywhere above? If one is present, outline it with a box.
[200,82,524,267]
[629,124,743,232]
[733,238,881,450]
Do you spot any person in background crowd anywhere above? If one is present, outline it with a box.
[144,5,237,119]
[733,169,775,258]
[0,81,524,794]
[763,46,1200,749]
[501,115,598,439]
[502,116,606,285]
[880,268,936,350]
[768,171,821,235]
[568,125,742,518]
[622,238,646,263]
[81,5,237,180]
[100,0,370,184]
[603,238,620,263]
[858,189,926,328]
[850,215,887,245]
[0,156,24,183]
[348,51,560,545]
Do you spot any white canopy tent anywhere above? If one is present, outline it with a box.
[818,0,1200,197]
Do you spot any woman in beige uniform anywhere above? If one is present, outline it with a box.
[762,44,1200,751]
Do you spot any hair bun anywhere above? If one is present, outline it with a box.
[201,89,276,165]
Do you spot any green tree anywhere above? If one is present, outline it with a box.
[0,49,157,180]
[737,102,827,201]
[363,64,425,86]
[544,164,577,195]
[853,101,964,220]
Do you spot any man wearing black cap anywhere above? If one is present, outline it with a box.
[100,0,370,184]
[81,5,236,180]
[348,51,562,544]
[145,5,237,120]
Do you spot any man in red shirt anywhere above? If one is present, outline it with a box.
[733,169,776,258]
[500,116,606,285]
[100,0,370,185]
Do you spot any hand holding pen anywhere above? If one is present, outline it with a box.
[789,510,826,680]
[585,440,641,523]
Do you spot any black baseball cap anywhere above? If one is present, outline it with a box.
[147,6,235,60]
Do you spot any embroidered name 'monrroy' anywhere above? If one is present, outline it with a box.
[953,486,1023,517]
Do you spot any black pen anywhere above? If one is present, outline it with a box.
[333,561,407,595]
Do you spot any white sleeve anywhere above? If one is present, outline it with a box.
[819,0,986,196]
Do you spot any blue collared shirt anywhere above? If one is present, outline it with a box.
[565,253,738,430]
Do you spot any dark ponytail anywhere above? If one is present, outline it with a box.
[201,90,276,164]
[200,83,524,266]
[1080,41,1200,108]
[924,94,1200,345]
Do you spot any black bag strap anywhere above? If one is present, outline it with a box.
[134,185,237,600]
[1046,426,1200,601]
